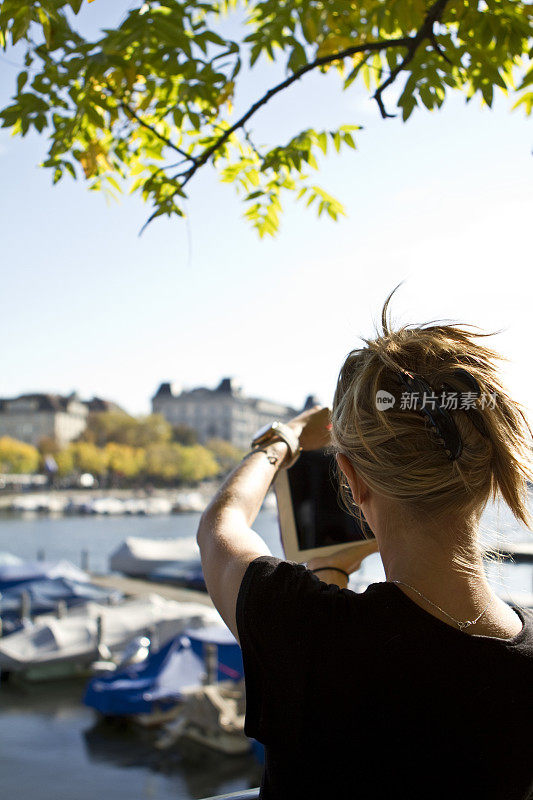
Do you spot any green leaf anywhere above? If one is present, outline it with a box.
[288,42,307,73]
[342,132,356,149]
[512,92,533,114]
[107,175,122,192]
[11,9,32,45]
[37,8,53,50]
[188,112,201,130]
[16,71,28,94]
[316,132,328,154]
[64,161,77,179]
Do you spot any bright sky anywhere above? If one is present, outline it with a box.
[0,2,531,417]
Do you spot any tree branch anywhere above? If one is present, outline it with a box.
[139,0,452,234]
[373,0,450,118]
[118,96,198,165]
[177,34,413,192]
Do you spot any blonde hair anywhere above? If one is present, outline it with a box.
[331,286,533,538]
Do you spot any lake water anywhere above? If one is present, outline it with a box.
[0,499,531,593]
[0,500,531,800]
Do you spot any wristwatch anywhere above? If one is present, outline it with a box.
[250,421,302,469]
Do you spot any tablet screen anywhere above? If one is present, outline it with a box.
[286,450,374,550]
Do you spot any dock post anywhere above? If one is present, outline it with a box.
[95,615,112,661]
[81,549,89,572]
[96,615,103,649]
[56,600,67,618]
[20,590,32,622]
[203,642,218,685]
[148,624,159,652]
[37,548,45,562]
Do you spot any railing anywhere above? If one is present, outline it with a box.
[200,790,260,800]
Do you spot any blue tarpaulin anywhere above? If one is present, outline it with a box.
[83,626,243,717]
[0,578,123,634]
[0,560,88,591]
[148,560,206,592]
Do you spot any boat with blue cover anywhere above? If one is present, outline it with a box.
[0,577,123,635]
[83,625,243,721]
[0,558,89,592]
[148,559,207,592]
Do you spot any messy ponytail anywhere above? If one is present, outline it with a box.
[331,285,533,533]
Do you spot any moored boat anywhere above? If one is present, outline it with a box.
[83,625,243,727]
[0,594,223,681]
[0,577,123,635]
[109,536,200,577]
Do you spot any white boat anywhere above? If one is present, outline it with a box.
[0,558,89,589]
[90,497,125,515]
[172,491,206,513]
[145,497,174,515]
[10,494,67,513]
[0,594,223,680]
[0,552,23,568]
[109,536,200,577]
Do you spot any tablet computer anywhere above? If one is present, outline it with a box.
[273,449,375,563]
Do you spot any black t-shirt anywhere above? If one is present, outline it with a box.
[236,555,533,800]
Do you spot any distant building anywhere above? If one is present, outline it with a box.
[0,392,123,448]
[152,377,302,450]
[84,396,124,415]
[0,393,89,448]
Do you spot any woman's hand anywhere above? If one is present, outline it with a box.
[307,539,379,576]
[286,405,332,451]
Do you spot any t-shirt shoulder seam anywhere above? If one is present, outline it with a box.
[236,555,282,640]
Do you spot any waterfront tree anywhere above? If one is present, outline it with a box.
[145,441,185,480]
[105,442,146,480]
[0,0,531,237]
[176,444,220,482]
[206,437,245,474]
[54,446,75,477]
[145,441,219,481]
[68,441,109,476]
[81,410,172,447]
[0,436,40,474]
[37,436,61,456]
[172,424,199,446]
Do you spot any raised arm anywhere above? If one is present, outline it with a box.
[196,406,331,641]
[196,439,289,641]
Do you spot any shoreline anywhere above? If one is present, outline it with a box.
[0,483,278,515]
[0,483,218,507]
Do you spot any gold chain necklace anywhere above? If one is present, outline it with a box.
[391,580,493,632]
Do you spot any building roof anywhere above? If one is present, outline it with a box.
[0,393,121,415]
[152,378,300,415]
[84,397,124,414]
[0,393,79,413]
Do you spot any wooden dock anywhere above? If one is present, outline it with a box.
[90,573,214,607]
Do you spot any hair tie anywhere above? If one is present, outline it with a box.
[395,367,492,460]
[311,567,350,579]
[395,369,462,460]
[439,368,490,439]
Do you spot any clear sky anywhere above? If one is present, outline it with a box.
[0,2,531,417]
